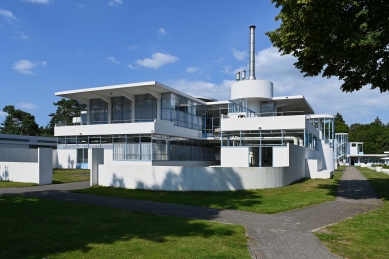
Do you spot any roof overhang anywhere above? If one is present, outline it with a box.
[55,81,207,105]
[272,95,314,114]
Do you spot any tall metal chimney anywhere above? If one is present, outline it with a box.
[248,25,256,80]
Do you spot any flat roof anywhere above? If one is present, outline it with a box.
[56,81,207,105]
[272,95,315,114]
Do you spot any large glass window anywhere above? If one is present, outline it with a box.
[135,94,157,122]
[112,96,132,123]
[90,98,108,124]
[161,93,204,130]
[261,102,275,117]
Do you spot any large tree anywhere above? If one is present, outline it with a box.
[0,105,40,136]
[47,98,87,134]
[334,112,349,133]
[266,0,389,92]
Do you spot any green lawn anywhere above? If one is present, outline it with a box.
[53,168,90,184]
[315,167,389,259]
[0,195,250,259]
[0,181,37,188]
[74,172,342,214]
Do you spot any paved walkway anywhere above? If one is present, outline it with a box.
[0,167,383,259]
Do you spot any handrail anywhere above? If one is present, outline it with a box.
[56,119,156,127]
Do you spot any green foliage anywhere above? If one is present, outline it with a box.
[0,105,40,136]
[267,0,389,92]
[47,98,86,134]
[334,113,349,133]
[349,117,389,153]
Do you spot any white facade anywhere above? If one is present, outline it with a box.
[54,26,336,190]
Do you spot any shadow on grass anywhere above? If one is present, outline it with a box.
[0,195,247,259]
[358,171,389,202]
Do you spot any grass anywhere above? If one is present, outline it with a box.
[315,167,389,259]
[52,168,90,184]
[74,172,342,214]
[0,181,37,188]
[0,195,250,259]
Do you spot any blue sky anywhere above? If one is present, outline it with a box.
[1,0,388,128]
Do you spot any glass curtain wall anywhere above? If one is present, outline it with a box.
[135,94,157,122]
[112,134,219,161]
[90,98,108,124]
[161,93,204,130]
[112,96,132,123]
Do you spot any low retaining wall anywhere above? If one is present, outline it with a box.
[0,148,52,185]
[90,143,329,191]
[97,164,296,191]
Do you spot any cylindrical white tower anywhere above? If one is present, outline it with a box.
[230,25,273,113]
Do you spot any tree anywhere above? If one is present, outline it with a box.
[266,0,389,92]
[47,98,87,134]
[334,112,349,133]
[0,105,40,136]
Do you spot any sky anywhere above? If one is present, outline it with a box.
[1,0,388,128]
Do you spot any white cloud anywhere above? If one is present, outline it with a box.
[232,48,247,61]
[158,28,167,37]
[107,56,121,64]
[166,79,235,101]
[127,64,137,69]
[186,67,199,73]
[221,65,246,75]
[254,47,389,124]
[18,103,38,110]
[0,9,18,23]
[11,59,46,75]
[77,3,84,8]
[108,0,123,6]
[23,0,50,3]
[19,31,29,40]
[136,52,179,69]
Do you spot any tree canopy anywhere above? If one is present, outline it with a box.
[0,105,40,136]
[266,0,389,92]
[47,98,87,134]
[334,112,349,133]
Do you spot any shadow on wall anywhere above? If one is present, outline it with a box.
[67,154,75,169]
[111,173,125,188]
[0,165,9,181]
[134,167,245,191]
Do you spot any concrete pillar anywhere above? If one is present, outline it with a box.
[38,148,53,185]
[86,103,90,124]
[88,148,104,186]
[107,100,112,123]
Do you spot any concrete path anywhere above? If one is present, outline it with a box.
[0,167,383,259]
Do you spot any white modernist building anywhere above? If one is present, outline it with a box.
[335,133,389,166]
[54,26,336,190]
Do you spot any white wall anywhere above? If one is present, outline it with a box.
[97,164,300,191]
[55,122,155,136]
[273,146,289,167]
[221,115,306,131]
[0,162,39,183]
[56,149,77,169]
[0,148,52,185]
[221,147,250,167]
